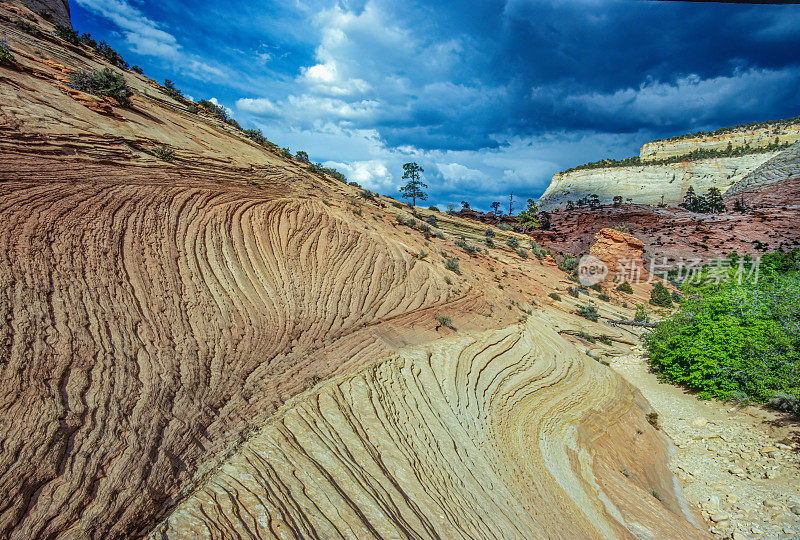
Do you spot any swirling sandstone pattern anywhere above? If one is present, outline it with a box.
[0,167,466,537]
[153,315,704,539]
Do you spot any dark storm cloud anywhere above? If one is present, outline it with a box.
[71,0,800,208]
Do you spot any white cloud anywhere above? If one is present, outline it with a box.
[74,0,228,81]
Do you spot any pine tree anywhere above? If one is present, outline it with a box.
[681,186,697,211]
[705,187,726,213]
[399,162,427,207]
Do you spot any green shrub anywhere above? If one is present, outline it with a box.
[425,215,437,226]
[576,304,599,321]
[95,40,128,68]
[444,258,460,273]
[15,20,43,38]
[69,68,132,107]
[598,293,611,302]
[0,41,14,67]
[485,228,495,237]
[578,331,596,343]
[153,144,174,162]
[549,292,561,301]
[617,281,634,294]
[643,265,800,408]
[590,283,602,292]
[198,99,230,121]
[131,65,143,75]
[416,250,428,260]
[506,237,519,249]
[436,315,454,329]
[649,281,673,307]
[598,334,613,345]
[455,238,478,255]
[54,24,80,45]
[485,238,494,249]
[517,248,528,258]
[498,223,512,231]
[634,305,648,322]
[567,286,580,298]
[428,205,439,211]
[558,254,579,274]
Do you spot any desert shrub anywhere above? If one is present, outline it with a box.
[455,237,478,255]
[69,68,132,107]
[578,331,596,343]
[131,65,143,75]
[485,238,494,249]
[649,281,673,307]
[428,205,439,211]
[444,276,452,285]
[576,304,599,321]
[416,250,428,260]
[161,80,183,100]
[436,315,454,329]
[244,128,268,146]
[505,237,519,249]
[498,223,513,231]
[295,150,309,163]
[634,305,648,322]
[198,99,231,121]
[589,283,602,292]
[0,41,14,67]
[425,215,437,226]
[598,334,613,345]
[95,40,128,68]
[558,254,579,274]
[517,248,528,259]
[360,189,375,200]
[770,391,800,415]
[153,144,174,162]
[444,258,460,273]
[643,262,800,407]
[15,20,43,38]
[54,24,80,45]
[598,293,611,302]
[549,292,561,301]
[567,286,580,298]
[617,281,634,294]
[530,241,547,260]
[485,228,495,237]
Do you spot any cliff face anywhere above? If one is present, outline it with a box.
[538,120,800,212]
[20,0,70,26]
[538,152,775,211]
[640,122,800,162]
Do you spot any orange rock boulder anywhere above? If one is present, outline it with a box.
[589,228,647,283]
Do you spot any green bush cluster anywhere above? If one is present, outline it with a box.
[576,304,599,322]
[644,249,800,409]
[617,281,634,294]
[69,68,132,107]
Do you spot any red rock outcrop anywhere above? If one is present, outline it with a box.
[589,228,647,283]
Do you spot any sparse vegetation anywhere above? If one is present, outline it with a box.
[436,315,454,329]
[647,412,660,429]
[455,238,479,255]
[153,144,174,162]
[597,293,610,302]
[549,292,561,301]
[576,304,599,322]
[578,331,596,343]
[517,248,528,259]
[0,41,14,67]
[598,334,613,346]
[558,254,579,274]
[444,258,460,273]
[69,68,132,107]
[505,237,519,249]
[617,281,634,294]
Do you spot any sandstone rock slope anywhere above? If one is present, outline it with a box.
[0,3,708,538]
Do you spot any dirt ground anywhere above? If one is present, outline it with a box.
[610,347,800,539]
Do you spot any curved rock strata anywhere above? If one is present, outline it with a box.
[153,315,705,539]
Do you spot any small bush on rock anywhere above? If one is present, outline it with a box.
[69,68,132,107]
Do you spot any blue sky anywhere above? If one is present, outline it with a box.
[71,0,800,211]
